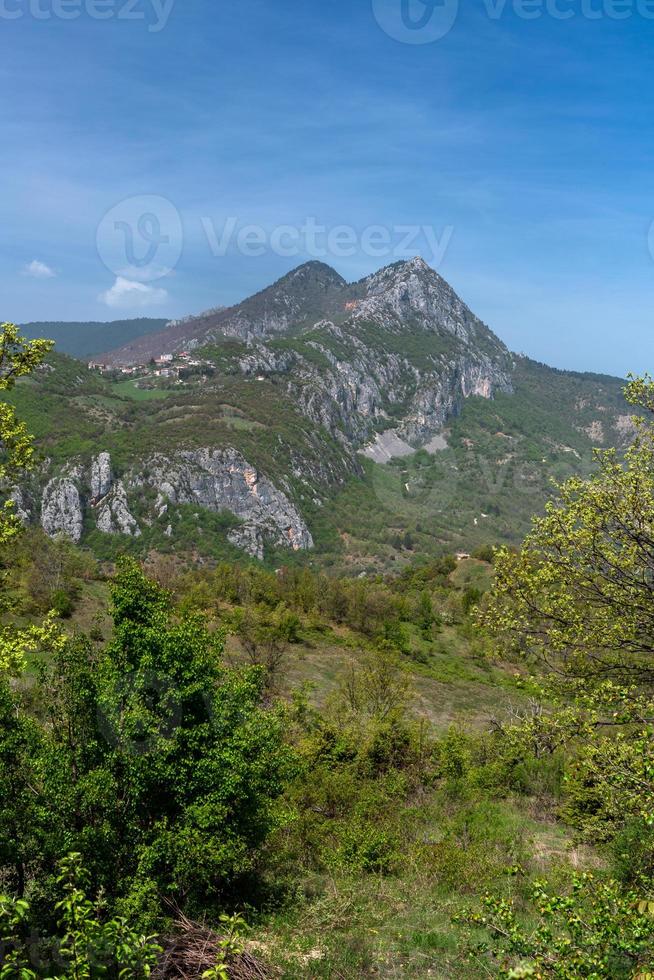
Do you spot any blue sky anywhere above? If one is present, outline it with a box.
[2,0,653,375]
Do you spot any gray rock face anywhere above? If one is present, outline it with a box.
[139,448,313,559]
[363,431,415,464]
[90,452,113,500]
[24,259,519,559]
[354,256,481,339]
[220,259,514,451]
[96,256,513,454]
[41,470,84,542]
[95,481,141,537]
[24,448,312,560]
[227,524,267,560]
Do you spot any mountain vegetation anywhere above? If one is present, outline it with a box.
[1,320,654,977]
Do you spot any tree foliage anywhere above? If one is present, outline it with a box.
[462,874,654,979]
[481,376,654,684]
[0,853,160,980]
[0,325,54,670]
[13,558,295,924]
[0,324,52,548]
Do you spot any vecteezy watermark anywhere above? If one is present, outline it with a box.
[373,0,654,44]
[96,195,183,281]
[201,217,454,265]
[647,219,654,268]
[96,668,189,756]
[484,0,654,19]
[96,196,453,283]
[372,0,459,43]
[0,0,175,31]
[370,444,590,524]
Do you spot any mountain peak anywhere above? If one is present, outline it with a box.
[355,255,439,290]
[283,260,345,287]
[402,255,431,272]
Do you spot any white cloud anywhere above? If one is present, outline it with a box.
[23,259,56,279]
[99,276,169,310]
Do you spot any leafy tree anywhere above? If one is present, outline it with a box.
[12,530,95,616]
[481,376,654,684]
[0,324,53,670]
[0,324,52,548]
[461,874,654,979]
[471,374,654,975]
[0,853,160,980]
[416,589,437,638]
[477,376,654,833]
[0,555,295,926]
[233,602,299,688]
[65,558,293,920]
[0,681,42,898]
[335,649,411,725]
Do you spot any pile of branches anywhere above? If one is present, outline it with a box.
[153,911,275,980]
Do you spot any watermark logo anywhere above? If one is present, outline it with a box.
[370,444,584,526]
[201,217,454,265]
[371,449,460,519]
[96,194,182,282]
[0,0,175,30]
[373,0,654,43]
[95,204,455,309]
[372,0,459,43]
[97,668,186,756]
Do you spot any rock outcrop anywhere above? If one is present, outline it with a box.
[95,481,141,537]
[90,452,113,501]
[138,449,313,559]
[225,259,513,450]
[20,449,312,560]
[21,258,521,554]
[41,468,84,542]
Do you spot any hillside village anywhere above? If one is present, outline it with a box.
[87,349,214,386]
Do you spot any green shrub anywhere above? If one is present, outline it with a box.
[50,589,74,619]
[612,820,654,891]
[335,823,398,875]
[0,853,160,979]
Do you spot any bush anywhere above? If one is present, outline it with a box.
[0,853,160,980]
[613,820,654,890]
[50,589,74,619]
[336,823,398,875]
[1,560,296,927]
[460,873,654,978]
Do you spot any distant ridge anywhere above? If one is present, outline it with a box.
[20,318,169,359]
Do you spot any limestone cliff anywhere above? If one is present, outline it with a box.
[19,449,312,560]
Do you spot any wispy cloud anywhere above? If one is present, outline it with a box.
[23,260,56,279]
[99,276,169,310]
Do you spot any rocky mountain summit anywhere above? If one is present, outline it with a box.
[99,261,349,365]
[101,257,514,450]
